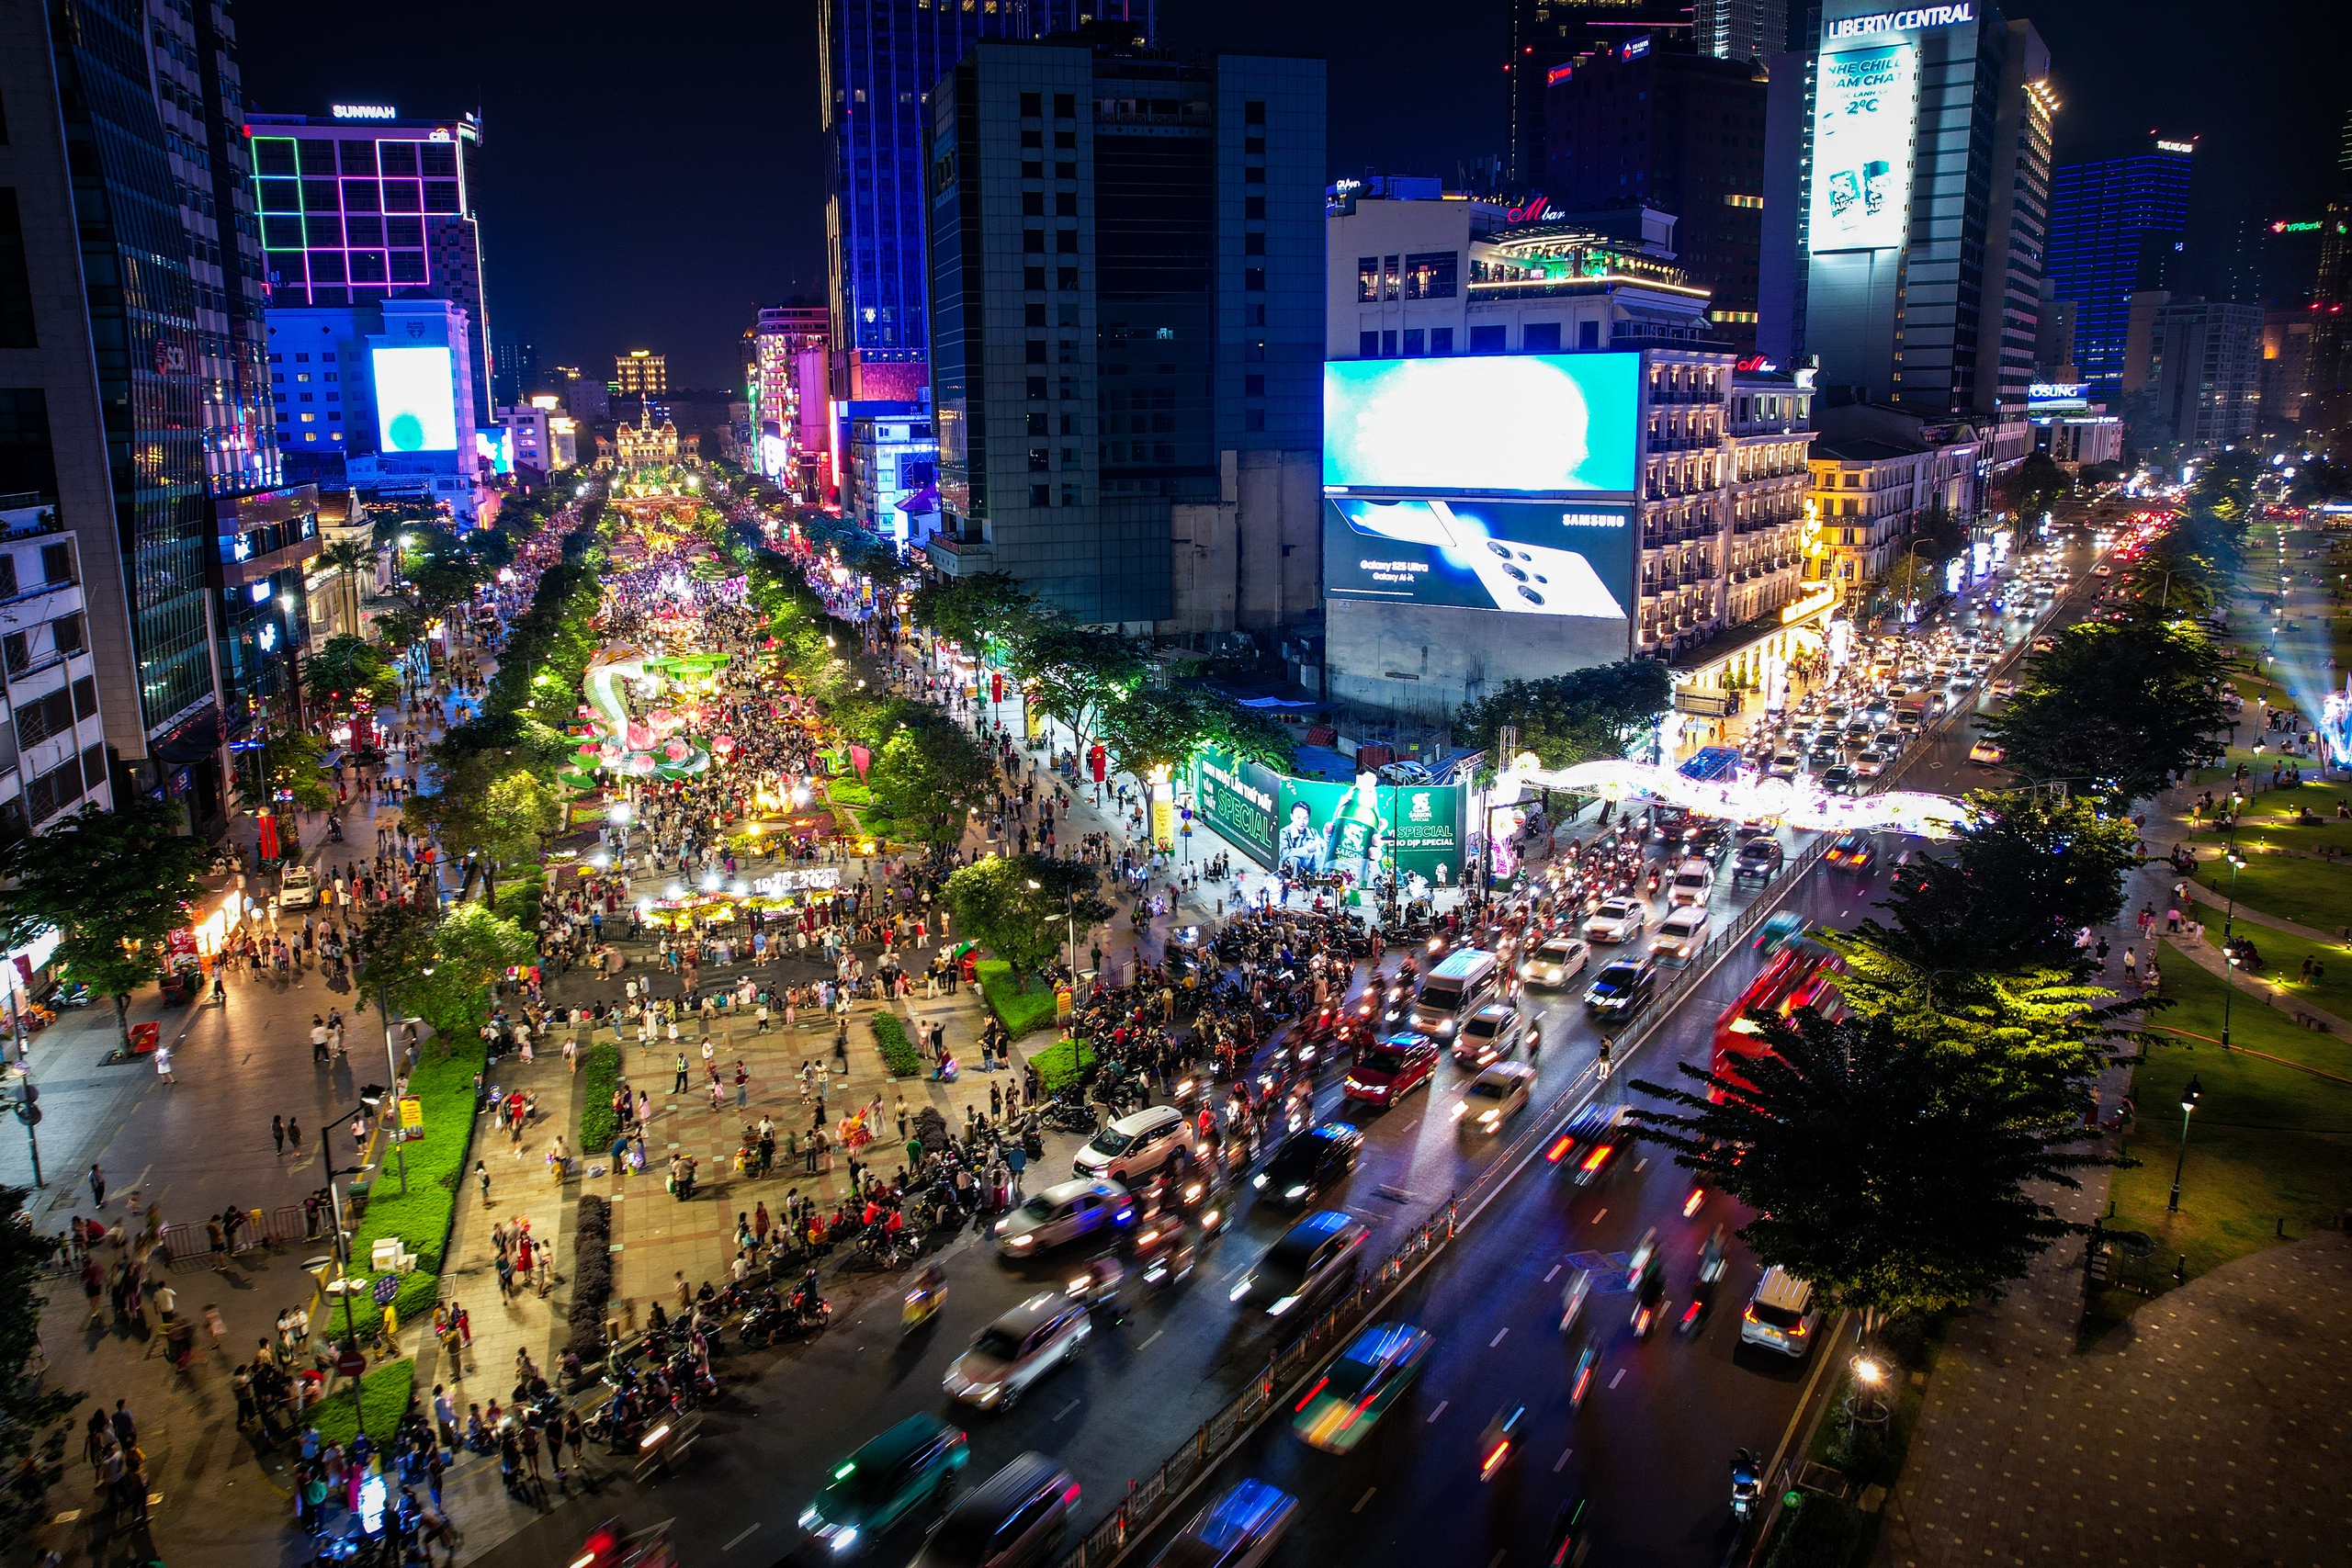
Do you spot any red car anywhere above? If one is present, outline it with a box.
[1343,1032,1441,1108]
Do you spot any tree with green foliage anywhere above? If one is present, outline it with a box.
[2286,456,2351,507]
[942,854,1114,989]
[0,796,212,1045]
[0,1183,74,1540]
[1457,659,1673,773]
[866,716,995,849]
[354,900,535,1051]
[1978,618,2231,803]
[908,572,1044,663]
[1630,1007,2109,1327]
[480,771,566,867]
[304,633,399,728]
[1012,623,1147,757]
[1099,685,1298,787]
[1853,788,2143,975]
[2003,449,2073,524]
[238,729,336,816]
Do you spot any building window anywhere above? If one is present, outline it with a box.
[1382,330,1397,356]
[1245,374,1266,395]
[1523,322,1562,352]
[1359,332,1380,358]
[1244,232,1265,256]
[1246,196,1264,220]
[1244,166,1265,184]
[1469,324,1505,353]
[1021,92,1042,117]
[1030,483,1051,507]
[1246,409,1266,432]
[1061,483,1080,505]
[1430,327,1453,355]
[1578,320,1600,348]
[1245,100,1265,125]
[1357,257,1378,302]
[1402,252,1457,300]
[1244,267,1265,291]
[1402,330,1423,356]
[1054,93,1075,118]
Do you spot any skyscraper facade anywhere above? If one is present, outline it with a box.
[745,304,831,494]
[1543,39,1768,355]
[925,36,1325,625]
[2142,298,2263,453]
[1695,0,1786,62]
[615,350,667,396]
[243,107,493,425]
[1763,0,2053,418]
[2044,136,2195,401]
[820,0,1157,405]
[4,0,315,832]
[1508,0,1692,185]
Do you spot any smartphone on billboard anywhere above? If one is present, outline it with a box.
[1336,498,1625,617]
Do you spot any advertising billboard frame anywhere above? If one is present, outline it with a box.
[1808,38,1923,255]
[1193,749,1465,896]
[371,344,459,453]
[1322,353,1643,499]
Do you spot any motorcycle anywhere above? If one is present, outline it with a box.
[1628,1256,1666,1340]
[1476,1403,1528,1482]
[1545,1494,1593,1568]
[1558,1269,1593,1335]
[1730,1448,1763,1521]
[1567,1336,1601,1408]
[902,1276,947,1334]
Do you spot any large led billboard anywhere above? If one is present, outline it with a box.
[1809,39,1921,254]
[371,345,458,452]
[1323,354,1640,495]
[1324,497,1634,619]
[1193,749,1464,889]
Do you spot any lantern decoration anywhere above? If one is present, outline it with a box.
[663,738,690,762]
[711,734,737,757]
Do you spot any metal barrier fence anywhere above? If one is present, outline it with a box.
[158,1204,328,1267]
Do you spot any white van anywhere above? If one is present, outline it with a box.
[1409,949,1502,1042]
[1667,858,1714,908]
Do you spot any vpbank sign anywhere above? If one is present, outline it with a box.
[1826,4,1973,38]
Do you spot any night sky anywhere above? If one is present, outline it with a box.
[231,0,2352,390]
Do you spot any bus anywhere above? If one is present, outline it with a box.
[1710,942,1844,1100]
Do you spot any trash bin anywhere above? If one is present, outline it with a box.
[129,1021,161,1055]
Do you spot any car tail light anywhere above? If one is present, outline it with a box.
[1544,1134,1574,1164]
[1295,1376,1328,1413]
[1062,1483,1083,1505]
[1579,1145,1611,1173]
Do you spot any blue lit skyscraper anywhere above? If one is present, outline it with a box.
[2045,136,2195,401]
[820,0,1155,403]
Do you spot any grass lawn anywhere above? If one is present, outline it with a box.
[2165,920,2352,1025]
[2087,955,2352,1338]
[976,958,1060,1037]
[2186,801,2352,860]
[2190,848,2350,937]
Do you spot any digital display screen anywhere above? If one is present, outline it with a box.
[371,345,458,452]
[1193,749,1464,888]
[1323,355,1640,495]
[1809,40,1921,254]
[1324,497,1634,620]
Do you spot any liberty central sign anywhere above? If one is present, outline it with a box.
[1825,4,1973,39]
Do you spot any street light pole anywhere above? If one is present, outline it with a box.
[2165,1074,2201,1213]
[2220,828,2245,1050]
[378,977,408,1195]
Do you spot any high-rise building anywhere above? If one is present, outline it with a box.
[820,1,1158,408]
[266,299,487,523]
[2258,307,2313,434]
[4,0,317,833]
[2307,200,2352,441]
[614,350,667,397]
[926,35,1325,626]
[1760,0,2053,420]
[492,331,537,406]
[1696,0,1786,62]
[1543,39,1768,355]
[2043,136,2195,402]
[745,304,832,494]
[1508,1,1693,186]
[243,107,492,426]
[2139,298,2263,454]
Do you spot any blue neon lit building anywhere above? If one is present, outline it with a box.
[2045,136,2195,402]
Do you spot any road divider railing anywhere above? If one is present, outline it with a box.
[1049,830,1835,1568]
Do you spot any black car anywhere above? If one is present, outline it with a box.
[1583,958,1659,1018]
[1731,837,1783,885]
[1251,1122,1363,1208]
[1544,1104,1632,1188]
[1230,1211,1371,1321]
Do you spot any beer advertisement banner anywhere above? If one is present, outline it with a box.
[1191,748,1280,865]
[1194,749,1464,889]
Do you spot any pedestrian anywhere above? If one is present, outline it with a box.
[272,1114,287,1155]
[111,1400,137,1448]
[287,1117,303,1156]
[475,1160,492,1207]
[155,1044,175,1085]
[89,1163,107,1208]
[734,1060,750,1109]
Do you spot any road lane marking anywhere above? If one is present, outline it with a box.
[1489,1326,1509,1348]
[1554,1446,1574,1473]
[1609,1369,1626,1389]
[1634,1157,1647,1173]
[1352,1487,1376,1514]
[1139,1329,1164,1350]
[1591,1208,1606,1223]
[1052,1398,1081,1421]
[722,1524,761,1551]
[1543,1264,1561,1283]
[1488,1552,1507,1568]
[1426,1399,1448,1423]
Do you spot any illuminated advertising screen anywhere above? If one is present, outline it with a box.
[1809,39,1921,254]
[1324,497,1634,620]
[1193,750,1464,888]
[1323,355,1640,495]
[371,345,458,452]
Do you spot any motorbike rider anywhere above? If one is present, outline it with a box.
[791,1267,823,1320]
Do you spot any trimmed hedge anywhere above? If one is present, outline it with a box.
[1030,1036,1097,1095]
[566,1194,613,1359]
[871,1010,922,1077]
[347,1034,488,1326]
[305,1358,415,1450]
[977,960,1058,1038]
[579,1039,622,1153]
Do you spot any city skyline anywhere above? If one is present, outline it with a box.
[229,0,2352,388]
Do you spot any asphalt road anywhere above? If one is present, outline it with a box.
[467,532,2117,1568]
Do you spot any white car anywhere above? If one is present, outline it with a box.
[1990,678,2017,697]
[1666,858,1714,908]
[276,866,319,909]
[1518,933,1591,988]
[1450,1062,1536,1136]
[1851,749,1888,779]
[1583,898,1648,944]
[944,1293,1091,1409]
[1650,904,1711,965]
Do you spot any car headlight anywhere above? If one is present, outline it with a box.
[1229,1279,1253,1303]
[1005,1234,1033,1250]
[1285,1184,1307,1199]
[799,1507,822,1530]
[1251,1173,1268,1190]
[1268,1293,1300,1317]
[830,1528,859,1553]
[975,1383,1001,1405]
